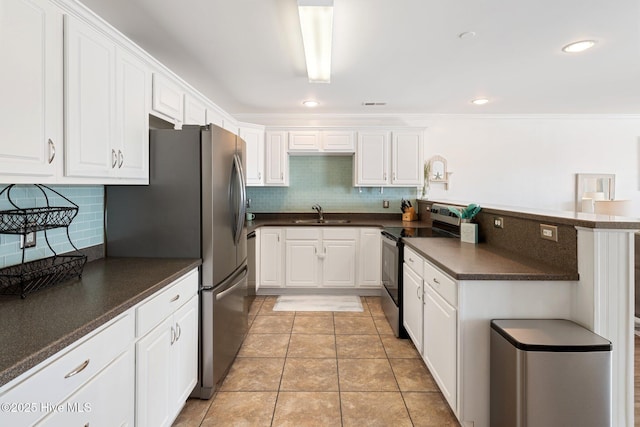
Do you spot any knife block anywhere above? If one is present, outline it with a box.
[402,207,418,221]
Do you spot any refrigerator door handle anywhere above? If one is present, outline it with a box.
[215,267,248,301]
[230,153,247,245]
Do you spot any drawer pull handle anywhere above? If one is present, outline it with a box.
[417,286,421,300]
[409,257,414,262]
[170,294,180,302]
[433,278,440,284]
[65,359,90,379]
[48,139,56,164]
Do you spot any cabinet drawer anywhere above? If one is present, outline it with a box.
[403,246,424,278]
[285,227,321,240]
[0,313,134,427]
[423,262,457,307]
[136,269,198,337]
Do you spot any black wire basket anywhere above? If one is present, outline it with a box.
[0,185,87,298]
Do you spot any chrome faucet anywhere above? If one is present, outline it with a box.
[312,204,324,221]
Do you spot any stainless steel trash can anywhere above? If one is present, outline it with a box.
[490,319,612,427]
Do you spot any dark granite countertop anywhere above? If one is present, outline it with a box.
[246,212,429,232]
[0,257,201,387]
[403,238,578,281]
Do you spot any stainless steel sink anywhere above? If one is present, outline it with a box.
[291,219,351,224]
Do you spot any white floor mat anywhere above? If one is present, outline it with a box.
[273,295,363,312]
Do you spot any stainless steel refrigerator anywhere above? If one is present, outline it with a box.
[105,124,248,399]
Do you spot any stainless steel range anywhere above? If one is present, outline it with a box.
[381,204,461,337]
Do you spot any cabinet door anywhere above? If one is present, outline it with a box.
[172,296,198,407]
[152,73,184,124]
[323,239,357,287]
[265,131,288,186]
[358,228,381,287]
[423,284,457,411]
[322,130,355,152]
[115,48,150,181]
[355,132,389,185]
[240,127,265,186]
[184,95,207,125]
[289,131,320,152]
[402,264,423,352]
[36,349,135,427]
[64,15,116,178]
[391,132,423,185]
[136,316,174,427]
[0,0,62,181]
[285,240,320,287]
[258,228,283,288]
[205,107,224,127]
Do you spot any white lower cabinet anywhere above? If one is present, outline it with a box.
[402,263,423,353]
[257,228,284,289]
[135,270,199,427]
[358,228,382,288]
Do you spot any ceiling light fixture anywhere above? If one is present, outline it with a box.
[298,0,334,83]
[302,100,319,107]
[471,98,489,105]
[562,40,596,53]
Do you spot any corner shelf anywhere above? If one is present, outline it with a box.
[0,185,87,298]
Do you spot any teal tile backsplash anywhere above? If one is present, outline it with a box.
[0,185,104,268]
[247,156,419,213]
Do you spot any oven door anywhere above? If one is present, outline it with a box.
[381,233,400,305]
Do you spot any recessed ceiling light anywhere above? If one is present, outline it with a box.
[302,100,319,107]
[458,31,477,39]
[562,40,597,53]
[471,98,489,105]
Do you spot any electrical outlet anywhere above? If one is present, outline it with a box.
[383,200,389,208]
[20,231,36,249]
[540,224,558,242]
[493,217,504,228]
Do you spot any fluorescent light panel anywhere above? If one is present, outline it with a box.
[298,0,334,83]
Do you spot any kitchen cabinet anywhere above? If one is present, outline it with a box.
[265,131,289,186]
[0,313,135,426]
[136,271,198,427]
[64,15,150,182]
[0,0,62,183]
[257,227,284,288]
[358,228,382,288]
[288,130,320,151]
[239,123,265,186]
[284,227,357,288]
[184,94,207,125]
[402,246,424,352]
[151,73,184,127]
[283,129,356,154]
[354,130,424,187]
[322,130,356,152]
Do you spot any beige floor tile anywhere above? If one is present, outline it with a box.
[336,334,386,358]
[287,334,336,358]
[172,397,211,427]
[403,392,460,426]
[291,311,333,317]
[248,297,264,317]
[250,315,294,333]
[372,316,395,335]
[238,333,290,358]
[292,315,335,334]
[201,391,277,427]
[380,335,421,358]
[281,358,339,391]
[338,358,398,391]
[334,316,378,335]
[341,391,413,427]
[272,392,341,427]
[220,357,284,391]
[389,358,439,392]
[366,298,385,316]
[258,296,292,316]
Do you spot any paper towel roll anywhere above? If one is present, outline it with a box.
[581,198,594,213]
[594,200,632,216]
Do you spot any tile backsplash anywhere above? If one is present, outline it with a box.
[0,185,104,268]
[247,156,418,213]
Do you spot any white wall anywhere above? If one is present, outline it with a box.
[413,115,640,215]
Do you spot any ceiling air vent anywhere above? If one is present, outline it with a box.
[362,102,387,106]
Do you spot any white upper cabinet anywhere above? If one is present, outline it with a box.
[64,15,149,182]
[265,131,289,186]
[183,95,207,125]
[64,14,117,178]
[287,130,355,154]
[205,107,224,128]
[355,131,389,185]
[0,0,63,183]
[391,131,423,185]
[239,123,265,186]
[354,129,424,187]
[151,73,184,126]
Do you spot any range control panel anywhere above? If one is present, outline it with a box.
[430,204,462,226]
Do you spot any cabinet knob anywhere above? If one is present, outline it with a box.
[111,149,117,168]
[47,139,56,164]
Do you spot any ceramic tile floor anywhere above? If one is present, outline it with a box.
[172,295,460,427]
